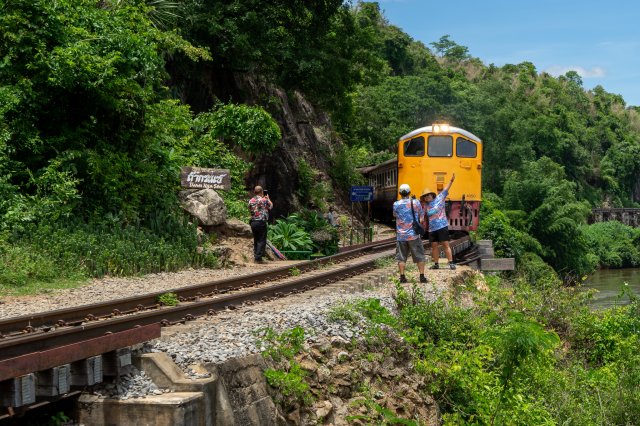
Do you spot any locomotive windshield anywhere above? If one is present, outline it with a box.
[456,137,477,158]
[403,136,425,156]
[428,135,453,157]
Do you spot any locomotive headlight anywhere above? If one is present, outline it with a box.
[432,123,450,133]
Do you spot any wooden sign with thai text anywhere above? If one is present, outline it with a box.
[180,167,231,190]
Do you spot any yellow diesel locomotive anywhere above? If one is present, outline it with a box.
[362,124,482,232]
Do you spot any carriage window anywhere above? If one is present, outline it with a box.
[403,136,425,157]
[456,137,477,158]
[428,135,453,157]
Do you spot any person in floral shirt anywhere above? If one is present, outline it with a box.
[248,186,273,262]
[424,173,456,270]
[393,184,427,284]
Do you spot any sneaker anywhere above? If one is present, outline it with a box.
[429,264,439,270]
[399,275,408,283]
[449,263,456,270]
[419,275,428,283]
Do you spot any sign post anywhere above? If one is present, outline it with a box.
[349,186,374,244]
[349,186,374,202]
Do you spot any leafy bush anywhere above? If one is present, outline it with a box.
[516,252,559,287]
[501,158,593,281]
[271,212,339,255]
[267,220,313,252]
[207,104,281,155]
[476,210,541,261]
[582,221,640,268]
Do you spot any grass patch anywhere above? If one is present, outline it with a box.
[0,218,218,296]
[157,292,179,306]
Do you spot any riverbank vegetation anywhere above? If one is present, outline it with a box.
[2,1,640,292]
[265,271,639,424]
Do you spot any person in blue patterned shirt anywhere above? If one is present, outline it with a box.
[423,173,456,270]
[248,186,273,263]
[392,184,427,283]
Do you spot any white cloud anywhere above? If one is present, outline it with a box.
[544,65,606,79]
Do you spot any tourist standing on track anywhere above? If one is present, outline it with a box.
[248,186,273,263]
[423,173,456,270]
[393,184,428,283]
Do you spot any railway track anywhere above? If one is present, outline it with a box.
[0,237,397,339]
[0,236,471,415]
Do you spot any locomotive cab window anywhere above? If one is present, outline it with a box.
[427,135,453,157]
[456,137,477,158]
[403,136,425,157]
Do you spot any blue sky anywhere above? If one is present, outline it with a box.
[377,0,640,106]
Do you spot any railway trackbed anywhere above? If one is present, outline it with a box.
[0,236,471,415]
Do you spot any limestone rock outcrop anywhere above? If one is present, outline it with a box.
[179,189,227,226]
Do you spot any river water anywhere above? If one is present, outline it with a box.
[583,268,640,308]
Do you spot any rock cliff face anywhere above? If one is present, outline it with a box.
[176,68,363,220]
[234,75,340,219]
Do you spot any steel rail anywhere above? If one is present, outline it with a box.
[0,238,397,337]
[0,251,389,362]
[0,236,470,385]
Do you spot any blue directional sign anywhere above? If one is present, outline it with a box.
[350,186,374,202]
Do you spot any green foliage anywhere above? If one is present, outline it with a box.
[430,35,471,62]
[0,218,217,294]
[264,362,313,408]
[258,326,313,407]
[516,252,559,287]
[258,326,306,362]
[295,159,315,203]
[0,232,83,291]
[157,292,179,306]
[205,104,281,155]
[502,158,594,281]
[488,313,559,391]
[395,283,479,349]
[572,302,640,366]
[354,298,397,327]
[349,72,454,151]
[0,0,208,224]
[346,398,418,425]
[272,212,339,255]
[288,267,301,277]
[49,411,71,426]
[582,221,640,268]
[295,160,334,211]
[476,210,541,261]
[359,264,640,424]
[267,220,313,252]
[329,145,366,189]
